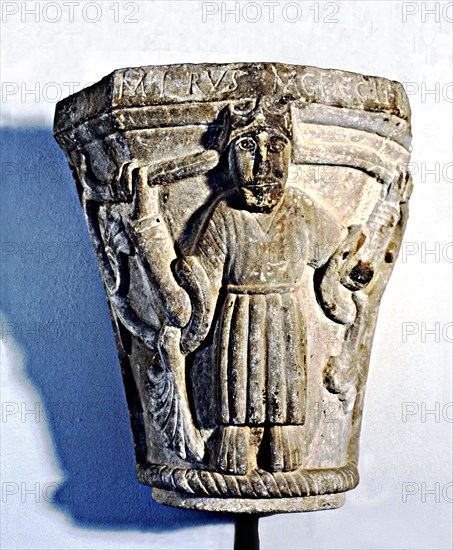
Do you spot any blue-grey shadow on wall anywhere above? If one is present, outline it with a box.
[0,128,229,530]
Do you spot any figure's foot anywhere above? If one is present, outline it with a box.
[269,425,304,472]
[216,426,250,475]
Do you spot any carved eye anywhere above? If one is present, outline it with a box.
[268,138,286,153]
[237,137,256,152]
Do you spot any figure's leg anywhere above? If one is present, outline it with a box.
[269,425,305,472]
[215,425,250,475]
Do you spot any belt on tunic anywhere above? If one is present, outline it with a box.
[226,283,300,295]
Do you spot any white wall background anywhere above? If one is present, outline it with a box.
[1,1,452,549]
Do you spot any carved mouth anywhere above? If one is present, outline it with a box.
[246,180,282,188]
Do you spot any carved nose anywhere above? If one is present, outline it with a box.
[254,146,269,176]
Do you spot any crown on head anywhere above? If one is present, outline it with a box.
[226,97,292,144]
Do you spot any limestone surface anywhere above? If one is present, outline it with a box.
[54,63,412,513]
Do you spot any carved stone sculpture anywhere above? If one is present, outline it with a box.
[54,63,412,514]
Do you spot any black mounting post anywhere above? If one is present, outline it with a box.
[234,514,260,550]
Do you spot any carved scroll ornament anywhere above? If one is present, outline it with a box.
[54,63,412,514]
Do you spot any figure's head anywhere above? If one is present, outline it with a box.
[223,98,292,212]
[228,128,291,212]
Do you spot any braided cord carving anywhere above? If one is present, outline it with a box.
[137,463,359,499]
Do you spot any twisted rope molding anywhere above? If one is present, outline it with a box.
[137,462,359,499]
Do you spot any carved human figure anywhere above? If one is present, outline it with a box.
[118,98,404,475]
[166,101,348,474]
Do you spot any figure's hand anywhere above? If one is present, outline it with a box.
[118,161,153,222]
[339,225,372,292]
[317,225,367,325]
[118,151,220,221]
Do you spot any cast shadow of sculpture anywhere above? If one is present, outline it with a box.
[0,128,228,530]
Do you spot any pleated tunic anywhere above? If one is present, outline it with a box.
[188,187,342,426]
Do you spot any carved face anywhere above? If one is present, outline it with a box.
[228,128,291,212]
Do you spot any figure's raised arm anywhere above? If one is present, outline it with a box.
[115,148,221,329]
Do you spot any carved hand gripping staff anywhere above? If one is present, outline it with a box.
[54,63,412,514]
